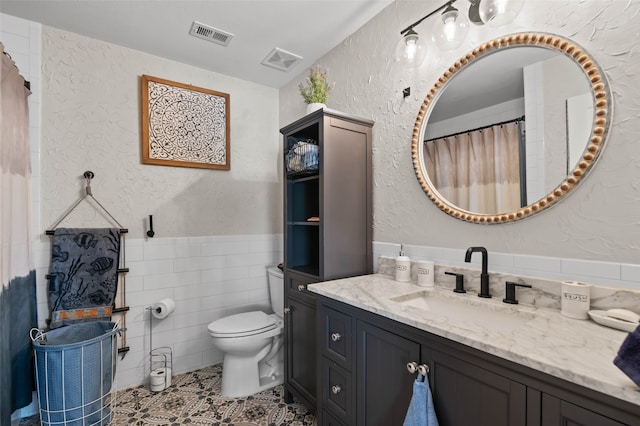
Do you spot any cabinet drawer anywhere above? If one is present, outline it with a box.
[321,357,353,422]
[320,305,353,368]
[286,270,317,304]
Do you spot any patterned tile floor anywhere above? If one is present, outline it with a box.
[16,365,315,426]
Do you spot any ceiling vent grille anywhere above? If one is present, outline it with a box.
[261,48,303,72]
[189,21,233,47]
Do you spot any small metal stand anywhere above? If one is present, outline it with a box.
[146,307,173,392]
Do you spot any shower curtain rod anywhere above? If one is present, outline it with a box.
[425,115,525,143]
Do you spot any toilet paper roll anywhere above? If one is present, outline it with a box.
[151,298,175,319]
[150,382,166,393]
[561,281,591,320]
[150,367,172,391]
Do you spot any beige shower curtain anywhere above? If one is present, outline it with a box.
[0,42,37,424]
[425,122,521,214]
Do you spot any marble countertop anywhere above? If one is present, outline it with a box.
[308,273,640,407]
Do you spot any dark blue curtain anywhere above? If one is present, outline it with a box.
[0,271,37,422]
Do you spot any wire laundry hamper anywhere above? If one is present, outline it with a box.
[31,321,122,426]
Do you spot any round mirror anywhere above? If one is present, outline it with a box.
[412,33,611,223]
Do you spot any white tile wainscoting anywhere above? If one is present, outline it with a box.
[374,242,640,291]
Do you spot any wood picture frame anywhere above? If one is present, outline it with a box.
[141,75,230,170]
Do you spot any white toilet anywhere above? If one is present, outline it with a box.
[208,266,285,397]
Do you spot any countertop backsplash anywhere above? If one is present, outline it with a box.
[377,256,640,312]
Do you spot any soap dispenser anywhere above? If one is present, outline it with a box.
[395,244,411,282]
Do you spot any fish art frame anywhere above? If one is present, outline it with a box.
[141,75,231,170]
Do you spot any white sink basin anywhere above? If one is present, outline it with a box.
[389,290,536,334]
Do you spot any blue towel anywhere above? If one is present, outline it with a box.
[403,373,439,426]
[48,228,120,328]
[614,324,640,387]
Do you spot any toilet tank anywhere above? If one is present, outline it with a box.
[267,267,284,318]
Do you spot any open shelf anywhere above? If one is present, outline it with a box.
[287,264,320,278]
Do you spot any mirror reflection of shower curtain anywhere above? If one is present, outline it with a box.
[0,43,37,424]
[425,122,522,214]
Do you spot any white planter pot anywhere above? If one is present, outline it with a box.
[306,103,325,114]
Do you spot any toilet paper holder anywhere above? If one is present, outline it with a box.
[146,305,173,392]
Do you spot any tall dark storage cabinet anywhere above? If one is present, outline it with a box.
[281,109,373,411]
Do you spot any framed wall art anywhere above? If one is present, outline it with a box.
[141,75,230,170]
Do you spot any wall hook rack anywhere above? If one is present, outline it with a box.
[44,170,131,356]
[45,170,128,234]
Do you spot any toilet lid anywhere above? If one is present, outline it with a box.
[208,311,277,337]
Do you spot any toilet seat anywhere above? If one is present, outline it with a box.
[208,311,278,338]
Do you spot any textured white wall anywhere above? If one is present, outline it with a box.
[41,27,282,239]
[280,0,640,265]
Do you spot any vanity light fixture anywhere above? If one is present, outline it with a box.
[478,0,525,27]
[431,3,469,51]
[397,0,524,60]
[394,28,427,70]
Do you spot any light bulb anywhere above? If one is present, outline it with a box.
[431,4,469,51]
[479,0,524,27]
[394,29,428,70]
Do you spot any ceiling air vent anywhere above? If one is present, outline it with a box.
[261,48,303,72]
[189,21,233,47]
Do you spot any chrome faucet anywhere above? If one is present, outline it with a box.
[465,246,491,298]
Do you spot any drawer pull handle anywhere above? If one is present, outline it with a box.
[284,307,291,314]
[297,284,306,291]
[331,385,342,395]
[331,332,342,342]
[407,362,430,375]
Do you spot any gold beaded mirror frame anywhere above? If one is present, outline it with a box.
[412,33,611,223]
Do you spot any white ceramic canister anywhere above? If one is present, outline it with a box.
[416,260,435,288]
[561,281,591,320]
[395,256,411,282]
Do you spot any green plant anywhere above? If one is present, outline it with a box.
[298,66,331,104]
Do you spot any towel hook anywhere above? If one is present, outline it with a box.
[418,363,429,376]
[83,170,94,195]
[146,214,155,238]
[406,361,430,375]
[45,170,127,234]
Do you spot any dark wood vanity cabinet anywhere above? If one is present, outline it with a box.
[281,109,373,411]
[356,320,420,426]
[316,296,640,426]
[428,347,526,426]
[318,299,525,426]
